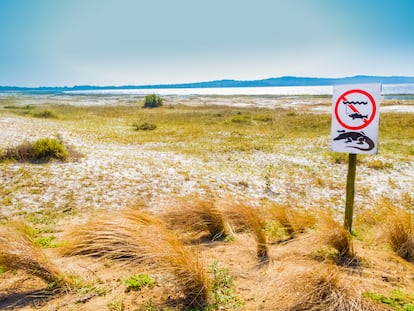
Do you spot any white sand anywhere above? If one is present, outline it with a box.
[1,97,413,217]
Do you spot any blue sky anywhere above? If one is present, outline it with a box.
[1,0,414,87]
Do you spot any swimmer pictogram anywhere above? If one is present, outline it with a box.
[335,89,376,131]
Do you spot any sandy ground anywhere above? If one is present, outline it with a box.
[0,95,413,310]
[0,96,413,218]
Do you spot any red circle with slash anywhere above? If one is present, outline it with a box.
[334,89,376,130]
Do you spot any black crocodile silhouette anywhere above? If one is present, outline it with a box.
[333,131,375,151]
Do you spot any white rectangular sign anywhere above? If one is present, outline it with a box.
[331,83,381,155]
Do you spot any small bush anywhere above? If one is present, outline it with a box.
[33,110,58,118]
[143,94,163,108]
[230,113,252,124]
[253,114,273,122]
[0,141,33,162]
[132,122,157,131]
[33,138,69,161]
[4,104,33,110]
[0,138,71,163]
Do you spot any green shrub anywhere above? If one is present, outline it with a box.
[253,114,273,122]
[33,138,69,161]
[143,94,163,108]
[230,113,251,124]
[33,110,58,118]
[132,122,157,131]
[4,104,33,110]
[0,138,69,163]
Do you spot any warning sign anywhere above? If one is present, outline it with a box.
[331,84,381,155]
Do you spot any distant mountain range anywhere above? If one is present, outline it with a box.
[2,75,414,93]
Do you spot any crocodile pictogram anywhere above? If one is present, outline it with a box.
[333,131,375,151]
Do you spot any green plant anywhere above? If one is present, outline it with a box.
[132,121,157,131]
[124,273,156,292]
[107,301,125,311]
[230,113,251,124]
[137,299,158,311]
[35,235,61,248]
[32,138,69,161]
[208,261,243,310]
[264,163,275,192]
[74,280,108,303]
[253,114,273,122]
[32,110,58,118]
[143,94,163,108]
[0,138,70,162]
[4,104,33,110]
[363,290,414,310]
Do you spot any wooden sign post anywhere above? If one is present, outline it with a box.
[331,84,381,233]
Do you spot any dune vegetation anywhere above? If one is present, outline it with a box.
[0,95,413,310]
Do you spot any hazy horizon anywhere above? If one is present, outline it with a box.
[2,75,414,89]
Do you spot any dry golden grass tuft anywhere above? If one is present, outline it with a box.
[60,209,157,261]
[60,208,211,308]
[0,220,73,290]
[158,196,229,241]
[218,197,268,261]
[380,200,414,261]
[356,199,414,261]
[314,213,355,264]
[266,203,317,240]
[268,264,386,311]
